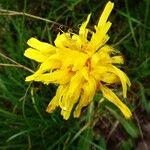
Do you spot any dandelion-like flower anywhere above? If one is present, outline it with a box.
[24,1,132,120]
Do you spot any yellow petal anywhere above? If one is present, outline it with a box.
[90,66,108,80]
[67,70,83,97]
[91,52,101,66]
[54,33,70,48]
[98,1,114,27]
[111,56,124,64]
[74,77,96,118]
[99,45,114,53]
[90,22,112,51]
[46,96,59,113]
[72,34,82,50]
[91,45,114,65]
[60,83,81,120]
[25,57,61,81]
[46,85,67,113]
[54,33,84,51]
[58,48,89,71]
[32,69,74,84]
[38,56,61,72]
[27,37,55,53]
[108,65,131,98]
[24,48,49,62]
[100,85,132,118]
[89,0,114,52]
[25,69,43,81]
[100,73,119,84]
[79,14,91,42]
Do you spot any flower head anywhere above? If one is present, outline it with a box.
[24,1,132,120]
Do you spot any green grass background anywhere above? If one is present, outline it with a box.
[0,0,150,149]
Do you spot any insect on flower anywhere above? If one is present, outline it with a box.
[24,1,132,120]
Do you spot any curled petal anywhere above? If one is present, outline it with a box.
[60,83,81,120]
[108,65,131,98]
[100,85,132,119]
[74,77,96,118]
[46,85,68,113]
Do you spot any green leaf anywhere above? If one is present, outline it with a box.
[121,140,133,150]
[99,137,107,150]
[139,82,150,113]
[106,106,139,138]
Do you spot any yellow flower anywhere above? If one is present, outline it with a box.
[24,1,132,120]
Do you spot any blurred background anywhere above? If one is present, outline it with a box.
[0,0,150,149]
